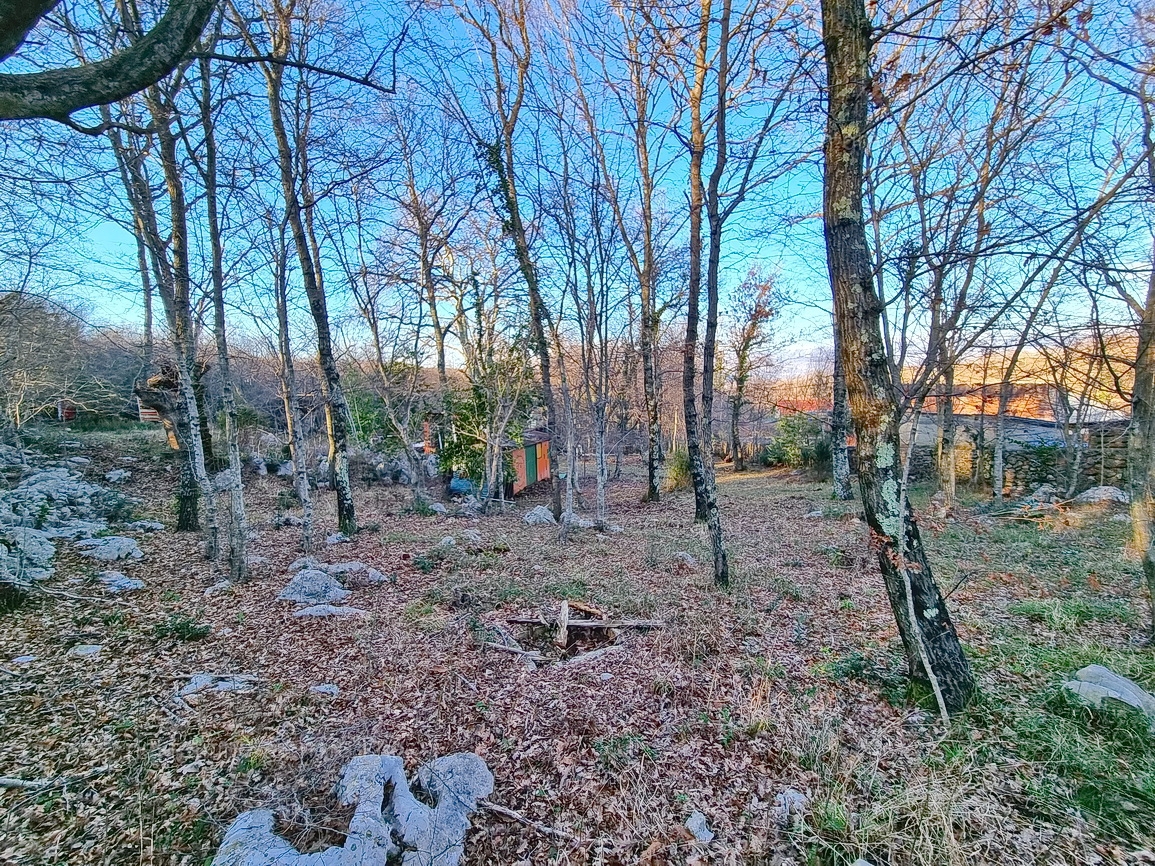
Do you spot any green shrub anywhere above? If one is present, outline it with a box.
[663,448,693,492]
[761,414,831,472]
[153,613,211,641]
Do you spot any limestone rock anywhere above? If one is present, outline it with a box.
[99,570,144,593]
[326,532,351,545]
[205,580,233,597]
[1074,485,1129,505]
[1063,664,1155,730]
[75,536,143,562]
[180,674,257,698]
[772,787,809,827]
[429,502,448,515]
[12,654,36,664]
[310,683,339,697]
[672,551,698,569]
[127,520,165,532]
[211,753,493,866]
[1024,483,1060,504]
[685,811,714,842]
[4,527,55,580]
[293,604,367,618]
[105,469,130,484]
[326,561,368,576]
[459,529,482,546]
[561,512,595,530]
[69,644,102,657]
[524,505,556,526]
[278,570,351,605]
[68,456,91,467]
[41,519,107,540]
[289,555,320,573]
[439,536,456,547]
[803,509,823,519]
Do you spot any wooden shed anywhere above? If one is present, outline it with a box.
[506,429,551,495]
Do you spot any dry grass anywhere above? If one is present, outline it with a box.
[1,431,1153,865]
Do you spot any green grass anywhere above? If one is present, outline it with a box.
[1008,597,1135,629]
[153,613,211,642]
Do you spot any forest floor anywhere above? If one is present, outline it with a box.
[2,427,1154,866]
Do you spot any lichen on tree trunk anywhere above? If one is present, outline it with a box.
[821,0,974,711]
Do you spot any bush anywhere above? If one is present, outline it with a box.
[761,414,832,473]
[663,448,693,492]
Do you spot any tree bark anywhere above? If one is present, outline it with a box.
[272,219,314,553]
[146,86,219,561]
[1129,235,1155,638]
[681,0,711,525]
[831,336,854,500]
[0,0,216,120]
[199,54,248,582]
[821,0,974,711]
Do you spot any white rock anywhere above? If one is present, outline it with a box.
[277,570,350,605]
[211,753,493,866]
[288,555,320,573]
[326,532,350,545]
[310,683,340,696]
[67,456,91,466]
[75,536,143,561]
[292,604,367,618]
[804,509,823,519]
[772,787,809,827]
[180,673,257,697]
[326,561,367,576]
[11,654,36,664]
[1063,664,1155,730]
[99,570,144,592]
[105,469,130,483]
[69,644,102,657]
[523,505,557,526]
[429,502,448,515]
[205,580,233,597]
[127,520,164,532]
[439,536,456,547]
[460,529,482,546]
[685,810,714,843]
[1074,486,1129,505]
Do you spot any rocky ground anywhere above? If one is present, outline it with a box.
[1,427,1154,866]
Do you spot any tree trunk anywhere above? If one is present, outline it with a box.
[682,0,711,526]
[273,222,314,553]
[260,55,356,535]
[821,0,974,712]
[831,335,854,500]
[200,55,247,582]
[731,394,743,472]
[1129,236,1155,638]
[992,379,1011,502]
[594,399,608,526]
[148,87,218,562]
[939,363,956,504]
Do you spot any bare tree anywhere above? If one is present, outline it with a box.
[236,0,358,534]
[821,0,974,713]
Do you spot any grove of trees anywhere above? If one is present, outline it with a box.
[4,0,1155,715]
